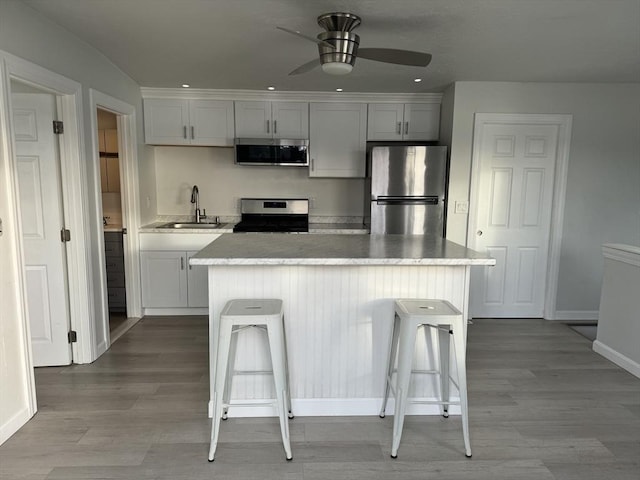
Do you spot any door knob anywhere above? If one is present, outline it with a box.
[477,230,483,236]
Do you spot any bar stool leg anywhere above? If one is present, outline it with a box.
[451,321,472,458]
[282,316,294,419]
[438,325,451,418]
[209,321,234,462]
[222,325,239,420]
[380,313,401,417]
[266,325,293,460]
[390,321,418,458]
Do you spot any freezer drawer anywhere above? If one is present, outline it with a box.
[371,200,444,235]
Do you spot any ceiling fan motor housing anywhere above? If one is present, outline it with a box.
[317,31,360,68]
[316,13,362,69]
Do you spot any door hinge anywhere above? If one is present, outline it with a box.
[53,120,64,134]
[68,330,77,343]
[61,229,71,242]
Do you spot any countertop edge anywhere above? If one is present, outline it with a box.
[190,258,496,266]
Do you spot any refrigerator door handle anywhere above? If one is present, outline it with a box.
[376,196,439,205]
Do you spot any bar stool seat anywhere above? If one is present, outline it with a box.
[380,299,471,458]
[208,299,293,461]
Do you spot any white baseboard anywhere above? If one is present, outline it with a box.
[593,340,640,378]
[109,316,141,344]
[551,310,599,321]
[143,307,208,316]
[0,406,31,446]
[208,397,461,418]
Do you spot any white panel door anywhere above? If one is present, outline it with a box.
[13,93,72,366]
[471,122,558,317]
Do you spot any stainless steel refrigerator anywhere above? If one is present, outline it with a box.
[368,145,448,235]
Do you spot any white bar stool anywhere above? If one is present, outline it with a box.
[380,299,471,459]
[208,299,293,462]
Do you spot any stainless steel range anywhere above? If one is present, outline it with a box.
[233,198,309,233]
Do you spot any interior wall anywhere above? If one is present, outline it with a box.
[0,0,146,442]
[447,81,640,313]
[154,146,366,218]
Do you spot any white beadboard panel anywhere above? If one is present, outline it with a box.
[208,264,469,413]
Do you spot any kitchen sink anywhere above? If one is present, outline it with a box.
[160,222,228,229]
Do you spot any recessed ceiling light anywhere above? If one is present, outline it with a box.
[336,88,343,92]
[414,78,422,83]
[181,84,190,88]
[267,86,276,91]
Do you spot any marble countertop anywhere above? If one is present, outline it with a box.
[140,221,235,233]
[139,222,367,234]
[190,234,496,266]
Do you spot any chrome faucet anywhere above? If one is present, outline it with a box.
[191,185,206,223]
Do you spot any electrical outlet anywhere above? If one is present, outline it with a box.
[454,200,469,214]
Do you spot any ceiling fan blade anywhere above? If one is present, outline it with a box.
[276,26,336,50]
[288,58,321,75]
[357,48,432,67]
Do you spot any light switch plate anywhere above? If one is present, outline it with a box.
[454,200,469,214]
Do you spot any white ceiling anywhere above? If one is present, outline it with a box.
[20,0,640,93]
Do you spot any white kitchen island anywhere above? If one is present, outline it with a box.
[190,234,495,418]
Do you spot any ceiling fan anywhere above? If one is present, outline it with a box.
[277,12,432,76]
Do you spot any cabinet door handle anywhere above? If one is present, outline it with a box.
[397,122,402,134]
[273,120,277,135]
[181,257,185,270]
[191,126,195,139]
[266,120,270,134]
[183,126,187,139]
[405,122,409,135]
[311,158,314,171]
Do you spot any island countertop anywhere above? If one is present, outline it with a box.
[190,233,495,266]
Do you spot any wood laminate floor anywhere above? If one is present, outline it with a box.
[1,317,638,479]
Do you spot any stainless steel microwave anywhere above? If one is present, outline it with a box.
[234,138,309,167]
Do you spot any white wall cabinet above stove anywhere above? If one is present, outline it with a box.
[235,101,308,139]
[367,103,440,141]
[143,98,234,146]
[309,102,367,178]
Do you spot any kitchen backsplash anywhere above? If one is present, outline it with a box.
[153,146,366,218]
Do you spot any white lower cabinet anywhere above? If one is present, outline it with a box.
[140,250,209,308]
[186,251,208,307]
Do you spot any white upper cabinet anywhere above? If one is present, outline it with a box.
[309,102,367,178]
[367,103,440,141]
[235,101,308,139]
[143,98,234,146]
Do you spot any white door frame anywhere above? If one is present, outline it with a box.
[467,113,573,320]
[1,50,96,373]
[89,89,142,354]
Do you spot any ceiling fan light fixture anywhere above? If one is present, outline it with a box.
[321,62,353,75]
